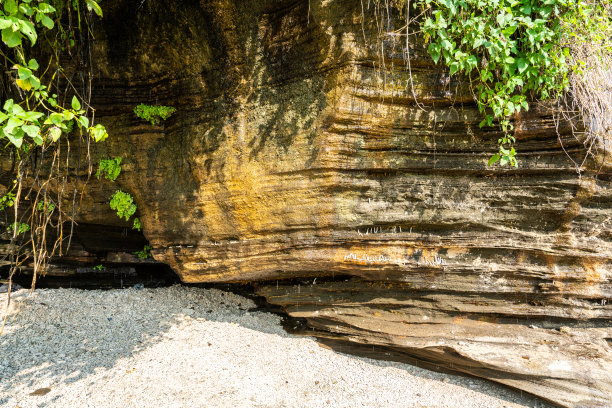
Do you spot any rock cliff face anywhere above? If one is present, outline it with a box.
[3,1,612,406]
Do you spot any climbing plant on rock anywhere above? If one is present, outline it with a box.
[375,0,612,167]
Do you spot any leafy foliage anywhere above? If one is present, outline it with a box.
[134,104,176,126]
[132,217,141,231]
[388,0,612,166]
[0,0,107,149]
[96,157,142,231]
[7,222,30,235]
[109,190,137,221]
[96,157,122,182]
[37,201,55,215]
[0,0,110,295]
[0,190,15,211]
[96,153,144,233]
[134,245,152,260]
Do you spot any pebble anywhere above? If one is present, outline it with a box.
[0,285,553,408]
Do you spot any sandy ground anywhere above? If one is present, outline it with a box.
[0,285,553,408]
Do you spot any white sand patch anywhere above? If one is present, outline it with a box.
[1,286,551,408]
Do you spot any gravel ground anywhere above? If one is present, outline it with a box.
[0,285,552,408]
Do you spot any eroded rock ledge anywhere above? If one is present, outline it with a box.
[2,1,610,406]
[256,279,611,408]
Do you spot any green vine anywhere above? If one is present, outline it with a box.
[382,0,612,166]
[6,222,29,235]
[37,201,55,215]
[0,0,109,298]
[0,1,107,149]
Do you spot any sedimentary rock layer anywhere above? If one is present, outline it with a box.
[256,279,612,408]
[1,1,610,406]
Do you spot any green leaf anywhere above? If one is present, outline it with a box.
[449,61,460,75]
[2,28,22,47]
[28,59,39,70]
[428,43,442,63]
[47,113,62,125]
[37,3,56,13]
[516,58,528,73]
[18,20,36,45]
[480,70,493,82]
[17,66,32,80]
[78,116,89,128]
[6,129,23,148]
[0,18,12,30]
[48,126,61,142]
[22,124,40,138]
[90,124,108,142]
[467,55,478,68]
[28,75,40,89]
[71,96,81,110]
[23,111,45,122]
[19,3,34,16]
[500,156,509,166]
[4,0,18,15]
[502,25,518,37]
[423,17,434,30]
[3,99,14,111]
[11,103,24,115]
[32,134,43,145]
[85,0,103,17]
[488,153,501,166]
[40,14,54,29]
[5,117,23,133]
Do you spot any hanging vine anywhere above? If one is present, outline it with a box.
[369,0,612,168]
[0,0,107,330]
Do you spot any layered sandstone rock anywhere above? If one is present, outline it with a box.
[2,1,611,406]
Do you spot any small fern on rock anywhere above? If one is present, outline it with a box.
[96,157,122,181]
[134,104,176,126]
[110,190,137,221]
